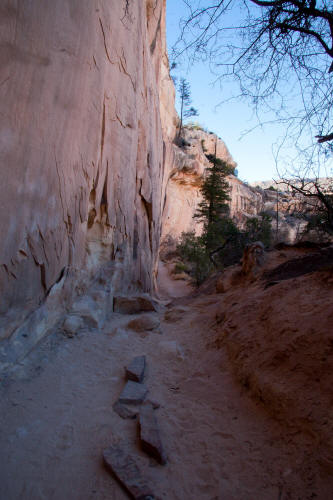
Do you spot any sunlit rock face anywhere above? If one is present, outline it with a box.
[161,127,262,245]
[0,1,175,349]
[162,128,236,243]
[161,127,305,249]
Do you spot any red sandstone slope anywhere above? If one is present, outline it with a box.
[211,245,333,476]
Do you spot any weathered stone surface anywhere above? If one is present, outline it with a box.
[113,401,138,420]
[161,126,308,262]
[125,356,146,383]
[62,315,82,337]
[114,296,157,315]
[103,445,155,499]
[161,129,236,245]
[127,315,160,333]
[139,403,167,465]
[0,0,176,371]
[118,381,148,405]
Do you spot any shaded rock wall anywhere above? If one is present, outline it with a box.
[0,1,175,358]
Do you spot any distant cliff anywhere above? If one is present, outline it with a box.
[161,126,306,251]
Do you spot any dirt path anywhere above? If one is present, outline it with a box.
[0,265,328,499]
[157,260,193,299]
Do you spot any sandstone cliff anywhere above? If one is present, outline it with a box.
[0,1,306,372]
[161,126,306,250]
[0,0,176,368]
[162,127,237,243]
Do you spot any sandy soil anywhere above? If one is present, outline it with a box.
[0,250,332,499]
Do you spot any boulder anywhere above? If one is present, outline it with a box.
[127,315,160,333]
[103,445,155,499]
[113,295,157,315]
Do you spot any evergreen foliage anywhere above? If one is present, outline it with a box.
[174,0,333,168]
[176,231,212,285]
[176,141,273,285]
[177,78,198,138]
[194,153,234,252]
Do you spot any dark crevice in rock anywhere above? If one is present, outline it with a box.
[150,8,161,55]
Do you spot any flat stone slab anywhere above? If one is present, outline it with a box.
[125,356,146,383]
[139,403,167,465]
[103,445,155,499]
[118,381,148,405]
[113,295,157,315]
[113,401,138,420]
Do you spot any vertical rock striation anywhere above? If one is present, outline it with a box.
[0,1,176,362]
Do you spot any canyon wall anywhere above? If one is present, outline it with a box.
[0,0,304,371]
[161,127,306,250]
[161,127,264,244]
[162,128,236,242]
[0,0,176,367]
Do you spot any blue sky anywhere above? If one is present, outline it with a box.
[166,1,329,183]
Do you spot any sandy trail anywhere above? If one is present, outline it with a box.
[0,263,327,499]
[157,261,192,299]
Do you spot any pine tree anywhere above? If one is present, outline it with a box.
[177,78,198,138]
[194,143,233,252]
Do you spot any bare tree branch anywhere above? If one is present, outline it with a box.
[172,0,333,171]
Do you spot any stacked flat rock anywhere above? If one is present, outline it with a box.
[106,355,166,500]
[113,356,147,419]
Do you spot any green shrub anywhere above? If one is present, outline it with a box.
[177,231,212,285]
